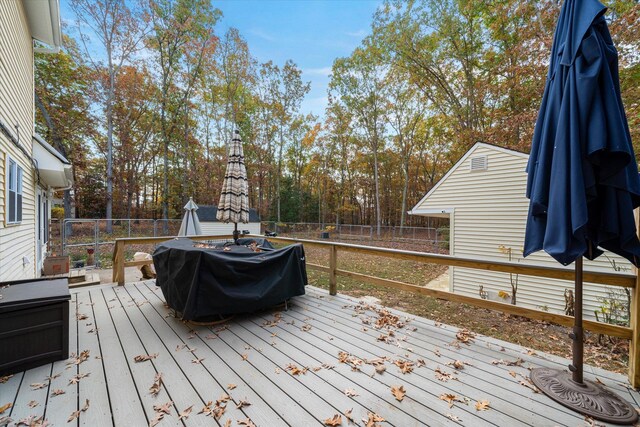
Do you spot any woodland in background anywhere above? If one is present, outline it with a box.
[34,0,640,234]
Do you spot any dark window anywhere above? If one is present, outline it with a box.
[7,158,23,223]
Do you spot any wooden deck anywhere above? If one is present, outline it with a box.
[1,281,639,427]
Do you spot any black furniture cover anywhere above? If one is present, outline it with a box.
[153,238,307,320]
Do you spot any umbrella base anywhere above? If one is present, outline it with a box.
[530,368,638,425]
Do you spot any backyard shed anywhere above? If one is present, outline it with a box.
[198,205,261,236]
[409,142,632,321]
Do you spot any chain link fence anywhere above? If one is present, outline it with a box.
[49,218,449,269]
[260,221,449,247]
[58,219,182,268]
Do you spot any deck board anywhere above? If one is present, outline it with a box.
[76,287,113,427]
[42,293,78,424]
[1,281,639,427]
[283,292,583,426]
[129,282,288,426]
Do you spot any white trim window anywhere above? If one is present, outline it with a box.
[7,157,23,224]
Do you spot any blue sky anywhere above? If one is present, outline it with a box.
[215,0,381,117]
[60,0,382,118]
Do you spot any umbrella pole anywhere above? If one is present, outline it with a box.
[233,222,239,245]
[570,256,583,383]
[530,255,638,424]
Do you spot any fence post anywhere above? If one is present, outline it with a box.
[329,245,337,296]
[94,221,99,268]
[112,240,125,286]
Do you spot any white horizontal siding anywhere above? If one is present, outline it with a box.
[416,144,633,321]
[0,1,37,281]
[200,222,261,237]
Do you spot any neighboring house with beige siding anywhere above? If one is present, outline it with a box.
[198,206,261,236]
[409,142,632,321]
[0,0,72,282]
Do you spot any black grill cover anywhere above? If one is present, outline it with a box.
[153,238,307,320]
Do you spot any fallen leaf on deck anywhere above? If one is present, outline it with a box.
[149,413,163,427]
[67,350,90,366]
[440,393,464,408]
[227,384,237,390]
[435,367,457,382]
[447,360,469,370]
[416,359,426,368]
[149,373,163,396]
[301,324,312,332]
[69,373,90,385]
[455,329,475,344]
[434,349,441,357]
[446,413,461,422]
[391,385,406,401]
[27,401,38,408]
[76,313,88,320]
[362,412,385,427]
[285,363,307,375]
[508,371,517,378]
[224,420,232,427]
[67,399,89,423]
[176,344,186,351]
[0,375,13,384]
[178,405,193,420]
[0,403,11,414]
[492,358,523,367]
[154,401,173,415]
[241,354,248,361]
[52,389,65,396]
[46,373,61,381]
[30,383,47,390]
[237,418,256,426]
[17,415,48,426]
[475,400,490,411]
[205,334,218,340]
[393,359,414,374]
[324,414,342,426]
[344,408,354,423]
[344,388,359,397]
[134,353,158,363]
[236,399,251,409]
[192,357,204,364]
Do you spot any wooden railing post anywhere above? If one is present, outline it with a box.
[112,240,125,286]
[630,277,640,387]
[329,245,337,295]
[629,213,640,387]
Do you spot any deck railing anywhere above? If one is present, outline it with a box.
[111,234,640,387]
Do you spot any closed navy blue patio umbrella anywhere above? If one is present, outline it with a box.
[524,0,640,423]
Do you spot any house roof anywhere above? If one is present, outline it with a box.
[32,134,73,189]
[408,141,529,217]
[23,0,62,50]
[198,205,260,223]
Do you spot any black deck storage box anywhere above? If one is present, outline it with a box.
[0,278,70,375]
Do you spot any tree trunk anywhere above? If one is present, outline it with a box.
[106,50,114,233]
[373,144,381,237]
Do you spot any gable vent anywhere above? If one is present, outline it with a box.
[470,155,488,171]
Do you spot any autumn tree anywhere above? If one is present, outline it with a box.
[330,42,388,236]
[147,0,220,227]
[34,35,97,222]
[70,0,148,231]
